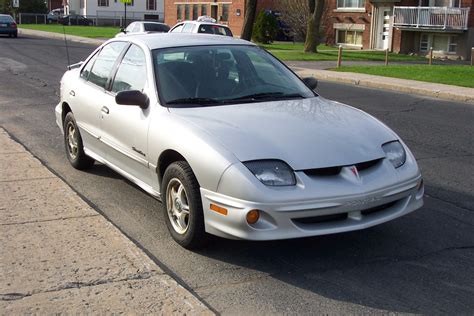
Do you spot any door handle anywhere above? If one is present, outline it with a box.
[101,106,109,114]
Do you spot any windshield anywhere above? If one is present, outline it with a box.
[153,45,316,107]
[144,23,170,32]
[197,24,233,37]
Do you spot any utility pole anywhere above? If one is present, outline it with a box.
[119,0,131,28]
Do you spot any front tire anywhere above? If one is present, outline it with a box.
[162,161,206,249]
[63,112,94,170]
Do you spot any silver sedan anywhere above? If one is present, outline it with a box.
[55,34,424,248]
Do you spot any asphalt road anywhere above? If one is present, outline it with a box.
[1,35,473,314]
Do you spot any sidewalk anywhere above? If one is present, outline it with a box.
[19,28,474,104]
[0,128,212,314]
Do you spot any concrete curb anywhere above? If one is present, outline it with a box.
[0,128,213,314]
[294,68,474,104]
[19,28,105,45]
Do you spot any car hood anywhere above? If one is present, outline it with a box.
[169,97,397,170]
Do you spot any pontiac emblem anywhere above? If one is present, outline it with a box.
[349,166,360,179]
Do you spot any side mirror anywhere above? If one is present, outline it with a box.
[303,77,318,90]
[115,90,149,109]
[120,28,126,33]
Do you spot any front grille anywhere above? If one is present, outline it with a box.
[291,199,401,228]
[361,200,397,216]
[303,158,382,177]
[292,212,348,225]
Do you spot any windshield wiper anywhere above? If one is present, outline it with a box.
[166,97,220,105]
[229,92,305,102]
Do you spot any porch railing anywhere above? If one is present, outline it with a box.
[393,6,470,30]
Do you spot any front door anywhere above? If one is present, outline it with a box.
[100,44,152,184]
[211,4,218,20]
[379,7,391,50]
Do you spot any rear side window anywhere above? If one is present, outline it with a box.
[87,42,127,89]
[80,51,99,80]
[111,45,147,93]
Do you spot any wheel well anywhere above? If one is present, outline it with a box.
[62,102,72,125]
[157,150,187,188]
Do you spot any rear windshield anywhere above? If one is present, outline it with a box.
[0,15,14,22]
[144,23,170,32]
[197,24,233,37]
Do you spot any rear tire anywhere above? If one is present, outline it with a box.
[162,161,207,249]
[63,112,94,170]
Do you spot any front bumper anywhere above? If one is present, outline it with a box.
[55,102,63,133]
[201,175,424,240]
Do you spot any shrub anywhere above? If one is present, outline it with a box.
[252,11,278,44]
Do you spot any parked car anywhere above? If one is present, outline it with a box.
[0,14,17,38]
[58,15,93,26]
[47,8,64,24]
[55,33,424,249]
[170,16,232,37]
[116,21,170,38]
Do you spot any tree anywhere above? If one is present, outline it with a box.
[304,0,325,53]
[0,0,12,14]
[275,0,310,42]
[252,11,278,44]
[241,0,257,41]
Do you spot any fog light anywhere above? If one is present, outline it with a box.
[246,209,260,224]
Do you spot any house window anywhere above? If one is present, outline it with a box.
[201,4,207,16]
[221,4,230,21]
[177,5,183,20]
[98,0,108,7]
[337,30,363,45]
[193,4,198,20]
[147,0,156,11]
[420,34,429,51]
[448,36,457,52]
[337,0,364,8]
[185,4,190,20]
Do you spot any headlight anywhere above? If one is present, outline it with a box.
[244,160,296,186]
[382,141,406,168]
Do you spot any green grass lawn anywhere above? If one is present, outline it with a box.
[333,65,474,88]
[260,41,425,62]
[20,24,120,38]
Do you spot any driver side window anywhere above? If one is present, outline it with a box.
[111,44,147,93]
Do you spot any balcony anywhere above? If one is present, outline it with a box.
[393,6,470,30]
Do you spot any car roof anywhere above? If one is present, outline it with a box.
[176,20,230,28]
[136,21,167,25]
[109,33,255,50]
[0,14,13,17]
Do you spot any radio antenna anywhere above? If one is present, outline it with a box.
[62,24,71,69]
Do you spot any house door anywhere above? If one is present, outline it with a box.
[211,4,218,20]
[379,7,391,50]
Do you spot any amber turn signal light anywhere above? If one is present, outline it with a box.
[246,209,260,224]
[210,203,228,216]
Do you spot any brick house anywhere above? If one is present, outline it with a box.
[48,0,64,11]
[325,0,473,59]
[164,0,276,37]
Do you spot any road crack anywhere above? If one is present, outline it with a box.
[0,271,159,302]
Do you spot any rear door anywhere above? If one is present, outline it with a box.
[73,41,128,158]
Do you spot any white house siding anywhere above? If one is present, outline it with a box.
[68,0,164,20]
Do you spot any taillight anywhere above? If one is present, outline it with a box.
[11,22,17,28]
